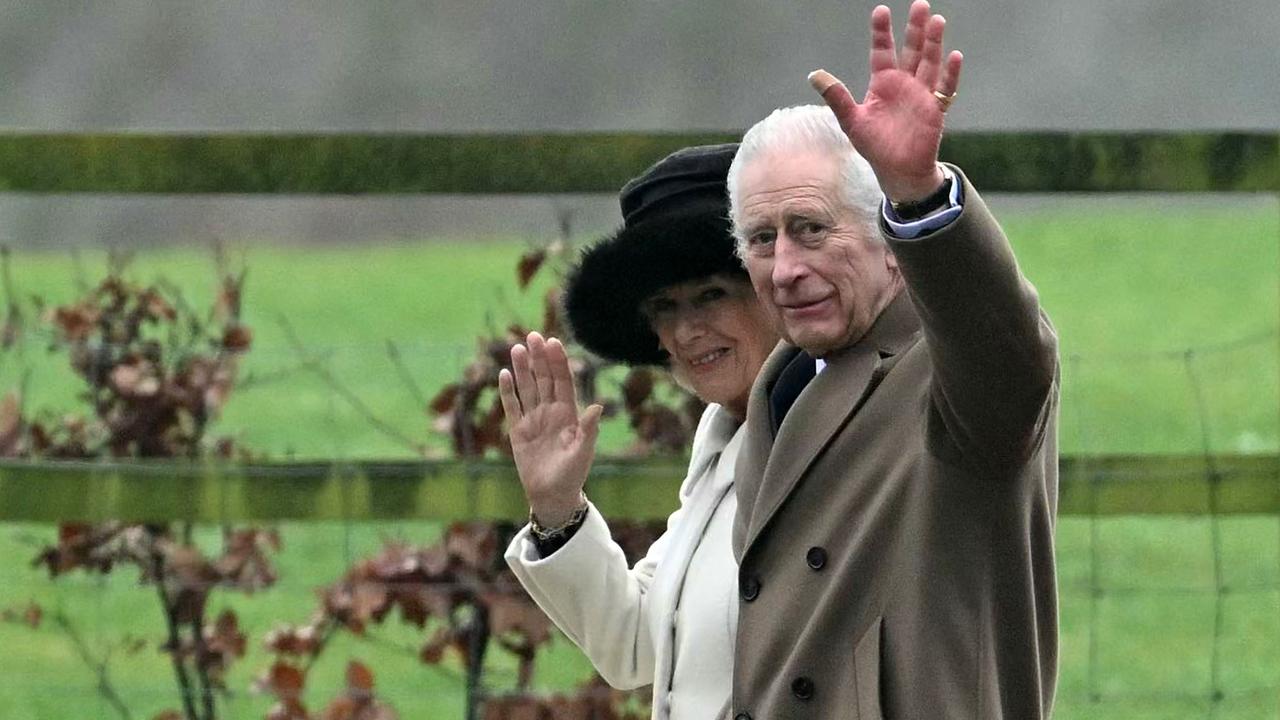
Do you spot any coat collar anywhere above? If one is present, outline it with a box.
[740,291,923,553]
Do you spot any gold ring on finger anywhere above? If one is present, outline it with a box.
[933,90,956,113]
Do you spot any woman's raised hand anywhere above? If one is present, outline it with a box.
[498,331,604,526]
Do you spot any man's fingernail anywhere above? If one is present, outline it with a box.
[808,69,839,93]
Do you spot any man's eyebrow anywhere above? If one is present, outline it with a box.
[783,205,830,222]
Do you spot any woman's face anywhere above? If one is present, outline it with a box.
[641,273,779,419]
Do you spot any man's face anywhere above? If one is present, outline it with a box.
[737,148,901,356]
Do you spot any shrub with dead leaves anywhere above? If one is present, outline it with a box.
[2,254,275,720]
[260,521,661,719]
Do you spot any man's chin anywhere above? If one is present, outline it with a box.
[784,325,843,357]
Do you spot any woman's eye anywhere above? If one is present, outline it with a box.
[698,287,727,303]
[644,300,675,319]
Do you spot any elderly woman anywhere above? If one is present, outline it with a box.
[499,144,778,720]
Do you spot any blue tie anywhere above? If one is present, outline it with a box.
[768,350,816,434]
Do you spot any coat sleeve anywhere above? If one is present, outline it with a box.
[504,501,678,689]
[886,166,1060,476]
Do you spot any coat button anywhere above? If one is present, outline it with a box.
[791,676,815,701]
[740,575,761,602]
[806,546,827,570]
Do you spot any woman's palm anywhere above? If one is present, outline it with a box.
[508,395,596,498]
[498,333,603,513]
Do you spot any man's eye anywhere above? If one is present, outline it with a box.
[799,221,825,236]
[748,231,775,246]
[698,287,727,303]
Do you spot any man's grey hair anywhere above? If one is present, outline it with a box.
[727,105,883,258]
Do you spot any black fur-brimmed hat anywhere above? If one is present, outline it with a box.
[564,143,744,366]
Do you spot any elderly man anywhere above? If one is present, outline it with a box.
[722,2,1059,719]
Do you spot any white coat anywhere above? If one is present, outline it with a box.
[505,404,742,720]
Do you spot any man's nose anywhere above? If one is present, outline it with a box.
[771,234,808,288]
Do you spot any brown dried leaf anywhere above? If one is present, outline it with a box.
[419,545,450,576]
[215,273,244,323]
[52,303,99,342]
[516,249,547,290]
[484,592,552,647]
[541,287,563,337]
[445,523,498,571]
[205,609,247,659]
[264,623,323,657]
[165,544,220,591]
[429,384,460,415]
[484,338,515,371]
[140,290,178,322]
[351,582,390,624]
[0,391,23,456]
[473,397,508,454]
[629,406,688,454]
[215,528,279,592]
[346,660,375,693]
[260,660,306,701]
[222,324,253,352]
[621,368,653,411]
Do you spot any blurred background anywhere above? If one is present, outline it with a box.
[0,1,1275,719]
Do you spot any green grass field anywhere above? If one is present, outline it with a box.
[1,197,1275,459]
[0,196,1277,719]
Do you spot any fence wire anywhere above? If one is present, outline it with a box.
[0,331,1278,719]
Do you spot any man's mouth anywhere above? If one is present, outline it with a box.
[781,296,832,316]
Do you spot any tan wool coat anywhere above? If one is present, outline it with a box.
[727,170,1060,719]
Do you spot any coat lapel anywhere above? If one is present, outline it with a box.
[733,342,797,560]
[742,293,924,552]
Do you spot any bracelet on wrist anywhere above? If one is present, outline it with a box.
[529,498,589,542]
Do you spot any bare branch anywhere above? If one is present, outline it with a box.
[237,356,330,392]
[50,609,135,720]
[153,550,200,720]
[277,315,426,457]
[190,614,215,720]
[385,340,430,410]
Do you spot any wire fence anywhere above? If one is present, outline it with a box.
[0,326,1274,719]
[0,178,1273,716]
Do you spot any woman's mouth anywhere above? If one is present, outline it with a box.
[688,348,730,371]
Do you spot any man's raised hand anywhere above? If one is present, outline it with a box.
[809,0,964,203]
